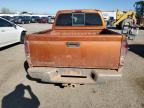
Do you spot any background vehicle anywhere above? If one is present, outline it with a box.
[48,16,55,24]
[112,1,144,29]
[14,16,31,24]
[25,10,128,84]
[38,17,48,23]
[30,16,40,23]
[0,16,14,22]
[113,10,136,29]
[134,1,144,28]
[0,17,26,48]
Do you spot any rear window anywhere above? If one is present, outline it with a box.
[56,13,72,26]
[72,13,85,25]
[56,13,103,26]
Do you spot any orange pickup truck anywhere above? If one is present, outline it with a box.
[24,10,128,84]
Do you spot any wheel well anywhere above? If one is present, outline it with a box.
[20,31,27,43]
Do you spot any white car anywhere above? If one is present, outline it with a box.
[0,17,26,48]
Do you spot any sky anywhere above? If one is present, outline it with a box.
[0,0,140,14]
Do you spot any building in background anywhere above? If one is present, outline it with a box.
[102,11,116,21]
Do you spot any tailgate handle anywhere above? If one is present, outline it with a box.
[66,42,80,47]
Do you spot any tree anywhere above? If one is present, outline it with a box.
[1,8,11,14]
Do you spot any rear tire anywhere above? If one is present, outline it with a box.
[20,31,26,44]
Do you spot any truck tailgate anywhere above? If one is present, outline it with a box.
[26,35,122,69]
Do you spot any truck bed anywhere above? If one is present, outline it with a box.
[33,29,120,36]
[26,29,123,70]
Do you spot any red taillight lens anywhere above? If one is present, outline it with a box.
[24,40,32,66]
[120,40,128,66]
[24,40,29,55]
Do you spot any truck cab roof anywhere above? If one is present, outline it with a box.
[57,9,102,14]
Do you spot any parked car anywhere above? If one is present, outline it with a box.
[0,17,26,48]
[1,16,14,22]
[30,16,40,23]
[48,16,55,24]
[38,17,48,23]
[13,16,31,24]
[25,10,128,85]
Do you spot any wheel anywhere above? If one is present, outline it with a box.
[20,31,26,44]
[121,19,133,29]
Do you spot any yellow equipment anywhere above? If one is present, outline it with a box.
[113,10,136,29]
[113,1,144,29]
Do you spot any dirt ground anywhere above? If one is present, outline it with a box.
[0,23,144,108]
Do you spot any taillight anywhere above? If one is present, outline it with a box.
[24,40,29,55]
[120,39,128,66]
[24,40,32,66]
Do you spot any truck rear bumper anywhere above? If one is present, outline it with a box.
[27,67,122,84]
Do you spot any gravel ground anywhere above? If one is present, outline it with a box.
[0,23,144,108]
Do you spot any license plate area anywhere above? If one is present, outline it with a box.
[61,70,87,78]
